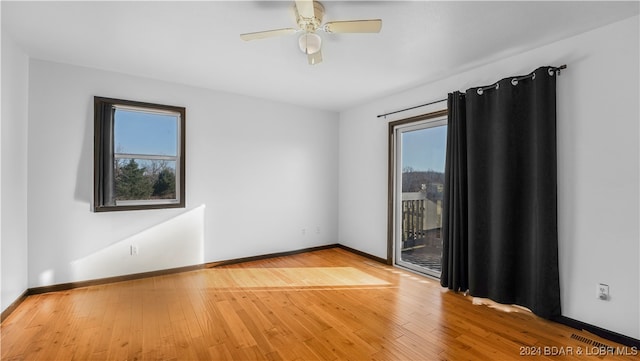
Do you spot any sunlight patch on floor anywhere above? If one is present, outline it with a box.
[472,297,531,313]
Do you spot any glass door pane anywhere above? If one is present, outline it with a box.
[395,119,447,277]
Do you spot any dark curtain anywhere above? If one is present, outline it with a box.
[440,91,468,292]
[95,100,115,207]
[443,66,561,319]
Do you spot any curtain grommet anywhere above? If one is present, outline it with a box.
[477,88,483,95]
[511,78,518,86]
[548,68,555,76]
[532,73,536,80]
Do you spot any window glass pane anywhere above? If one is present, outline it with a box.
[397,124,447,277]
[401,125,447,190]
[114,158,177,201]
[114,109,178,156]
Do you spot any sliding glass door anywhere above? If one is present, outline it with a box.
[394,115,447,277]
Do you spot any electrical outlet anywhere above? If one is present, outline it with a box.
[130,245,139,256]
[597,283,609,300]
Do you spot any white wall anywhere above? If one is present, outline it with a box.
[27,60,339,288]
[339,16,639,339]
[1,31,30,313]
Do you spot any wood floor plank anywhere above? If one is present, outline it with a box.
[216,299,259,349]
[2,248,637,361]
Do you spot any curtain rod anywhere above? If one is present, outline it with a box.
[376,64,567,119]
[376,97,447,118]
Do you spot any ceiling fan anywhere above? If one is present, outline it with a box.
[240,0,382,65]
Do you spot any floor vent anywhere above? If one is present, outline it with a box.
[571,333,611,349]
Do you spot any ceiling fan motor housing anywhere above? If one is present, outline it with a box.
[295,1,325,32]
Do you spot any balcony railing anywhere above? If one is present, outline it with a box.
[401,199,442,251]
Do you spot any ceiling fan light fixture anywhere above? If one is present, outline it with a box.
[298,32,322,55]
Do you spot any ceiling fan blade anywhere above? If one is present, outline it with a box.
[324,19,382,33]
[308,50,322,65]
[295,0,315,19]
[240,28,297,41]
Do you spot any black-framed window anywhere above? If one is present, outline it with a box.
[94,97,185,212]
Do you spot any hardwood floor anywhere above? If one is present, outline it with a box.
[1,248,636,360]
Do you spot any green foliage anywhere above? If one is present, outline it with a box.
[153,168,176,198]
[115,159,176,201]
[115,159,153,200]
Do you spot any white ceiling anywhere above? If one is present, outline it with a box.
[2,1,638,112]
